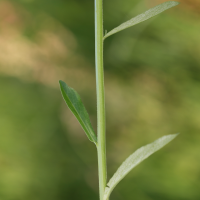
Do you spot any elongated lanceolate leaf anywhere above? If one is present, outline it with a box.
[59,80,97,145]
[104,1,179,39]
[104,134,178,200]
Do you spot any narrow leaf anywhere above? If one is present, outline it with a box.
[104,134,178,200]
[59,80,97,145]
[104,1,179,39]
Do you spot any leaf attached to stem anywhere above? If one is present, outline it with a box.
[103,134,178,200]
[104,1,179,39]
[59,80,97,145]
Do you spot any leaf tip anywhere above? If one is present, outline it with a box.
[172,132,179,138]
[59,80,64,86]
[162,133,179,145]
[167,1,180,7]
[172,1,180,6]
[59,80,69,93]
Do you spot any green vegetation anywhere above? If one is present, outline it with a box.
[0,0,200,200]
[59,1,179,200]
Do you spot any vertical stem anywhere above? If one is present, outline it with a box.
[95,0,107,200]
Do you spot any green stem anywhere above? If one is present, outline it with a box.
[95,0,107,200]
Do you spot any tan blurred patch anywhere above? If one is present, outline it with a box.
[0,1,95,90]
[146,0,200,13]
[179,0,200,13]
[0,1,22,31]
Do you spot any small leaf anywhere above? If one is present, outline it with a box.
[104,134,178,200]
[59,80,97,145]
[104,1,179,39]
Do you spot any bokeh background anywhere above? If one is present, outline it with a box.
[0,0,199,199]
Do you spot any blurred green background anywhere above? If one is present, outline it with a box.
[0,0,200,199]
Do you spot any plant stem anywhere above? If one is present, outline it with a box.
[95,0,107,200]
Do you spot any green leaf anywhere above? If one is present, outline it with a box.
[59,80,97,145]
[104,1,179,39]
[103,134,178,200]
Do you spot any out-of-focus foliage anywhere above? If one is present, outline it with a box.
[0,0,200,200]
